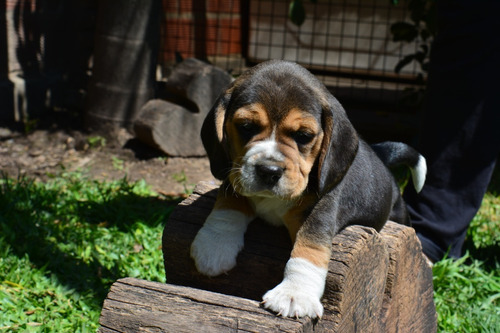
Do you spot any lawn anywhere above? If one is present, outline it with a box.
[0,171,499,332]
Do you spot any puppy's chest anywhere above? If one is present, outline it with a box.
[248,196,294,226]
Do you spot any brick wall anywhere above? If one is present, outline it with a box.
[161,0,241,63]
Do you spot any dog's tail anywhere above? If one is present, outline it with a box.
[371,141,427,193]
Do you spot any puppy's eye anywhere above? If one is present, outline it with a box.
[292,130,314,145]
[236,121,261,140]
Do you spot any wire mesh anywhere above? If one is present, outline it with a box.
[160,0,426,108]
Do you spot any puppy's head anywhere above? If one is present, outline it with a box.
[202,60,358,199]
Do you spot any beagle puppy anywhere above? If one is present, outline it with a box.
[191,60,426,319]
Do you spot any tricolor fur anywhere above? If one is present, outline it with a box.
[191,60,426,319]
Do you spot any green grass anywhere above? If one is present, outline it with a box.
[433,254,500,332]
[0,171,499,332]
[0,173,178,332]
[432,177,500,333]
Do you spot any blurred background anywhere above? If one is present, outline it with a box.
[0,0,432,142]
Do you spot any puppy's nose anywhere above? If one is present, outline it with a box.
[255,164,284,186]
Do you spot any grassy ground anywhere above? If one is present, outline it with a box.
[0,172,499,332]
[0,173,178,332]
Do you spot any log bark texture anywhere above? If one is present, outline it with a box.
[99,277,314,333]
[99,181,437,332]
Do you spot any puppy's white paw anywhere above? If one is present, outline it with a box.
[190,225,242,276]
[262,280,324,318]
[190,209,252,277]
[262,258,327,318]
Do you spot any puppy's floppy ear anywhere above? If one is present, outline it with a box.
[317,94,359,194]
[201,90,232,180]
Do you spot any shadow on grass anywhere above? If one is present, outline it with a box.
[487,162,500,195]
[74,186,181,232]
[463,241,500,269]
[462,163,500,268]
[0,174,180,306]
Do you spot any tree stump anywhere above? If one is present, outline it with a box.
[99,181,437,332]
[84,0,161,131]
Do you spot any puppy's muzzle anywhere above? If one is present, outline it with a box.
[255,163,284,186]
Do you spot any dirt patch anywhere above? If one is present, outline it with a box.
[0,118,217,196]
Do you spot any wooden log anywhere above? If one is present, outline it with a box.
[99,277,313,333]
[84,0,161,131]
[99,181,437,332]
[379,222,437,332]
[133,59,233,157]
[161,181,437,332]
[162,181,293,301]
[133,99,208,157]
[322,226,388,332]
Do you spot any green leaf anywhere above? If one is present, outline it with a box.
[414,50,426,64]
[390,22,419,42]
[420,28,431,42]
[408,0,426,24]
[395,54,416,73]
[289,0,306,26]
[419,43,429,55]
[421,61,430,73]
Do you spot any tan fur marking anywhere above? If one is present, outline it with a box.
[226,103,274,190]
[215,105,226,143]
[226,103,273,156]
[318,113,334,176]
[278,108,319,135]
[306,131,324,167]
[274,108,324,198]
[232,104,270,127]
[283,193,317,242]
[225,117,245,161]
[214,185,255,217]
[291,238,331,268]
[235,104,272,139]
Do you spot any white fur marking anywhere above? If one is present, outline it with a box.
[239,138,288,196]
[190,209,253,277]
[262,258,327,318]
[411,155,427,193]
[249,196,293,226]
[243,139,283,165]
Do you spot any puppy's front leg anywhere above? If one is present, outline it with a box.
[190,189,254,277]
[262,238,330,318]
